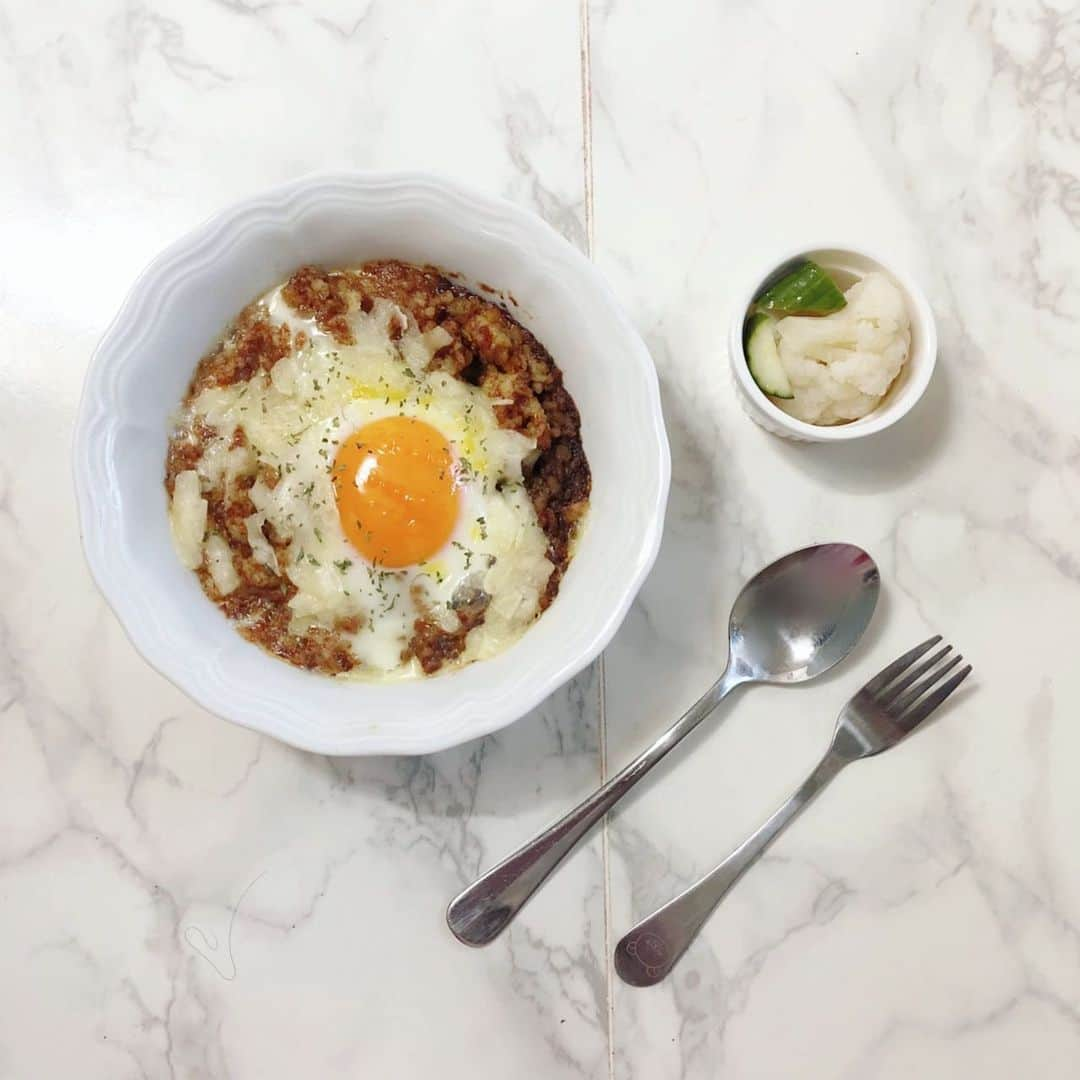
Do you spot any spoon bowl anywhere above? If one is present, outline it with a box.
[729,543,880,685]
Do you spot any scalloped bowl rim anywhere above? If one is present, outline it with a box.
[73,171,670,755]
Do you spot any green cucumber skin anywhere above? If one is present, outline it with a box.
[753,261,847,317]
[742,311,769,352]
[744,313,794,399]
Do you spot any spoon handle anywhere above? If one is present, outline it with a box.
[447,668,745,946]
[613,747,847,986]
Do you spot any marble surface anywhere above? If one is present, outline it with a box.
[2,0,1078,1076]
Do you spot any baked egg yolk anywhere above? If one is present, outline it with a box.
[333,417,459,568]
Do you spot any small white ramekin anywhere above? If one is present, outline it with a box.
[728,243,937,442]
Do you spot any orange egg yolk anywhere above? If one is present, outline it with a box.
[332,417,459,568]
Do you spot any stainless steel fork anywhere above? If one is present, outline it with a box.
[614,636,972,987]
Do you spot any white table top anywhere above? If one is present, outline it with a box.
[4,1,1078,1076]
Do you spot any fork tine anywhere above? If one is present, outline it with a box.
[877,645,952,706]
[890,654,964,717]
[863,635,943,695]
[897,664,973,730]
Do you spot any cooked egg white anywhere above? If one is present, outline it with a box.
[170,287,554,678]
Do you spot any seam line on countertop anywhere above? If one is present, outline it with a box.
[579,0,611,1074]
[580,0,594,255]
[599,653,614,1078]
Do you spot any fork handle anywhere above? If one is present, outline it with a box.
[447,667,746,947]
[614,747,847,987]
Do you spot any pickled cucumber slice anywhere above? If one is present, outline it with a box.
[753,261,847,317]
[744,313,793,399]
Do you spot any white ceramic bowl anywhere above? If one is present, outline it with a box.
[728,244,937,442]
[73,172,670,755]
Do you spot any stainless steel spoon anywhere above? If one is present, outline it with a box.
[447,543,880,947]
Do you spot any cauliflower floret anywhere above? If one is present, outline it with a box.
[775,272,910,425]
